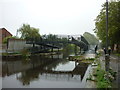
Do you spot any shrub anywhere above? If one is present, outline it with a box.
[20,49,30,58]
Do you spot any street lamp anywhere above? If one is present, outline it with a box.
[106,0,108,54]
[105,0,110,72]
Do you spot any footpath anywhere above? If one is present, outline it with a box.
[82,50,97,88]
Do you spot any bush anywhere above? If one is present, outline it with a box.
[96,69,110,88]
[86,58,95,61]
[3,36,19,44]
[20,49,30,58]
[95,65,112,88]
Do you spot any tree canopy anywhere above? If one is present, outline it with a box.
[3,36,19,44]
[18,24,40,40]
[41,34,68,42]
[83,32,99,45]
[94,1,120,48]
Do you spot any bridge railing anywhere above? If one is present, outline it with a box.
[26,36,89,51]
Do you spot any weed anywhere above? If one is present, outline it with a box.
[86,58,95,61]
[20,49,30,59]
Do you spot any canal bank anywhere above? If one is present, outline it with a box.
[2,51,62,61]
[82,51,97,88]
[84,51,120,89]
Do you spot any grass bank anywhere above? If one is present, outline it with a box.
[95,65,111,88]
[69,55,95,64]
[86,53,117,88]
[92,61,116,88]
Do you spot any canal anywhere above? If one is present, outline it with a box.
[2,50,90,88]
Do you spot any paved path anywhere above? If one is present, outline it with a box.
[83,50,97,88]
[110,55,120,88]
[84,50,96,59]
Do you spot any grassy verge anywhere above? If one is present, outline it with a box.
[69,55,95,64]
[20,49,31,59]
[93,62,116,88]
[86,63,112,88]
[95,65,111,88]
[115,53,120,57]
[2,52,20,56]
[80,58,95,64]
[86,53,117,88]
[2,49,31,60]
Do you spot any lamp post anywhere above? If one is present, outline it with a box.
[106,0,108,54]
[105,0,110,72]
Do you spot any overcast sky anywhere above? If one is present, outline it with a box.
[1,0,105,36]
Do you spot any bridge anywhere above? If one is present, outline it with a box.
[26,35,89,54]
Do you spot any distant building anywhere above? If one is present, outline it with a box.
[0,28,13,44]
[7,38,33,52]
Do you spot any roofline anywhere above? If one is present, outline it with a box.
[0,28,13,36]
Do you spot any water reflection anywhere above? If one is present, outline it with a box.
[2,50,89,88]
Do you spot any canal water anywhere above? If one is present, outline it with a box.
[2,52,90,88]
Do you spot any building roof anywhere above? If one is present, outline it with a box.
[0,28,13,36]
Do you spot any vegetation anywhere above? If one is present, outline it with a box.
[2,49,30,60]
[69,55,95,63]
[72,55,82,59]
[2,52,20,56]
[86,74,95,81]
[41,34,68,42]
[81,59,95,64]
[94,1,120,52]
[63,44,74,53]
[85,58,95,61]
[95,65,111,88]
[42,34,60,41]
[18,24,40,40]
[83,32,99,45]
[41,34,69,48]
[85,52,117,88]
[92,63,116,88]
[115,53,120,57]
[20,49,30,59]
[86,63,112,88]
[95,67,116,88]
[3,36,19,44]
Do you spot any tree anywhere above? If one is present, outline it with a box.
[94,1,120,52]
[18,24,40,40]
[83,32,99,45]
[42,34,62,42]
[3,36,19,44]
[46,34,58,41]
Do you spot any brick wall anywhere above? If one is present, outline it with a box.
[0,28,12,44]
